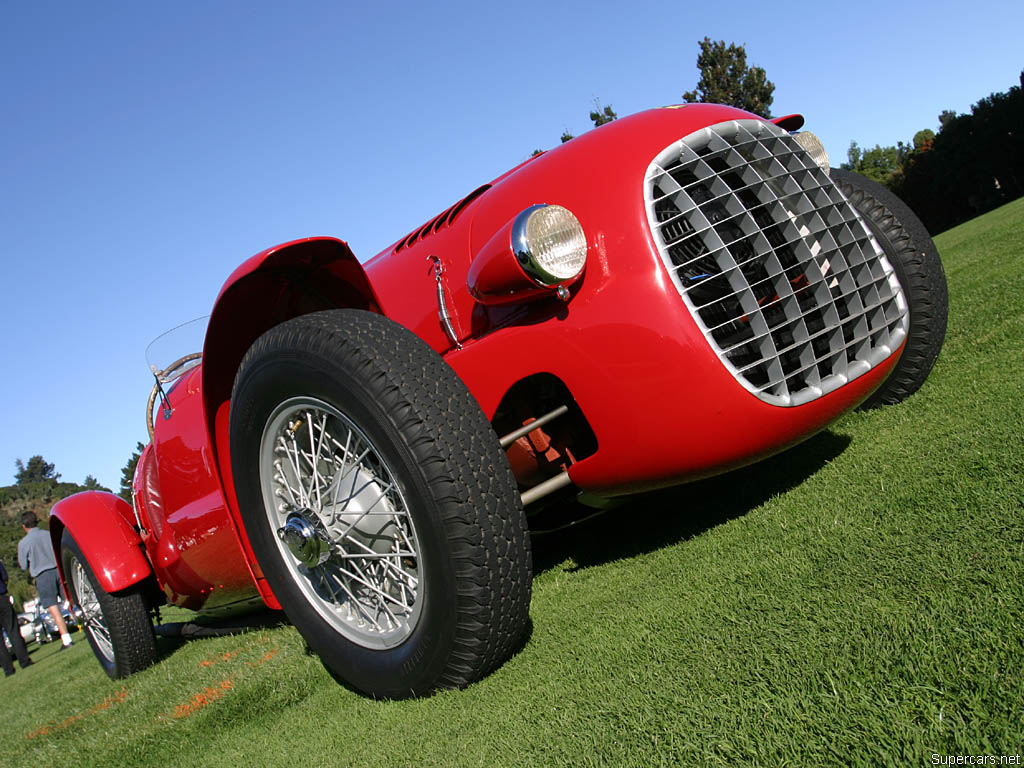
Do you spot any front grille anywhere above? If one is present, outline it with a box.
[644,119,908,407]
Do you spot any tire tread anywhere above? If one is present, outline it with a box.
[832,168,949,407]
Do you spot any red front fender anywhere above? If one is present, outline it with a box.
[49,492,153,595]
[198,237,382,595]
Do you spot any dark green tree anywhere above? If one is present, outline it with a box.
[913,129,936,151]
[938,110,958,130]
[682,38,775,117]
[895,71,1023,233]
[842,141,909,185]
[589,99,618,127]
[14,455,60,484]
[542,97,617,151]
[119,442,146,502]
[82,475,105,490]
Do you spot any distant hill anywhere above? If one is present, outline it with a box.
[1,479,110,610]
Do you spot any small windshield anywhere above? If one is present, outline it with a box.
[145,316,208,382]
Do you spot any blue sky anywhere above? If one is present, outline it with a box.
[2,0,1021,491]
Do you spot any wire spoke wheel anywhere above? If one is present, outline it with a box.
[70,555,115,663]
[231,310,531,697]
[259,396,422,649]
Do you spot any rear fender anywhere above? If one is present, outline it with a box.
[49,491,152,595]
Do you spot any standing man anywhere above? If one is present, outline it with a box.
[1,556,33,675]
[18,512,73,650]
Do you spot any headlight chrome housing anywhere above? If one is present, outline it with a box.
[512,204,587,286]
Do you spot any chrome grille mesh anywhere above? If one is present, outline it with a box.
[644,119,908,406]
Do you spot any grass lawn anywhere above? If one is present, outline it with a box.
[6,199,1023,767]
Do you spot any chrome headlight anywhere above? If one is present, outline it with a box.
[511,204,587,285]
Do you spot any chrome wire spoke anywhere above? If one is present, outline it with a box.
[337,563,404,629]
[334,482,393,540]
[295,409,334,511]
[307,410,324,510]
[321,562,392,631]
[329,446,373,513]
[289,421,315,507]
[335,532,419,587]
[315,565,386,632]
[333,550,416,561]
[87,614,112,650]
[333,555,411,612]
[272,458,301,508]
[321,427,354,526]
[329,431,358,466]
[276,433,308,508]
[393,516,418,553]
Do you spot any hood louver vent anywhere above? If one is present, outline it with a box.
[394,184,492,253]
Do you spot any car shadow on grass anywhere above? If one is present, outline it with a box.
[530,428,852,575]
[153,610,289,660]
[147,430,847,688]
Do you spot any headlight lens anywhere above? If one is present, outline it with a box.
[512,204,587,285]
[793,131,830,174]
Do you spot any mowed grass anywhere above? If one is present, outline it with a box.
[7,199,1023,767]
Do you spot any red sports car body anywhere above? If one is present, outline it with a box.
[48,104,947,696]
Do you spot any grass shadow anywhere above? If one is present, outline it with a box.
[531,429,852,575]
[317,616,536,698]
[153,609,288,661]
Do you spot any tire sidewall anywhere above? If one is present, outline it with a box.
[230,343,461,697]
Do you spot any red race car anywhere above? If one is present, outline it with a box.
[49,104,947,698]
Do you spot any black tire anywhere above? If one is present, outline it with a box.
[60,529,157,679]
[229,309,532,698]
[831,168,948,407]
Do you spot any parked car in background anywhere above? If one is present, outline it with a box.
[18,598,78,645]
[36,602,78,644]
[48,104,947,697]
[2,601,36,650]
[19,611,38,646]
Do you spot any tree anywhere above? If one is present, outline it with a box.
[14,455,60,484]
[895,71,1023,233]
[119,442,146,502]
[589,99,617,127]
[842,141,909,186]
[82,475,105,490]
[682,38,775,117]
[543,97,617,151]
[913,129,936,151]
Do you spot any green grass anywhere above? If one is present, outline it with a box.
[7,199,1024,767]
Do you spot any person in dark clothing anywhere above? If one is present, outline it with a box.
[0,557,33,676]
